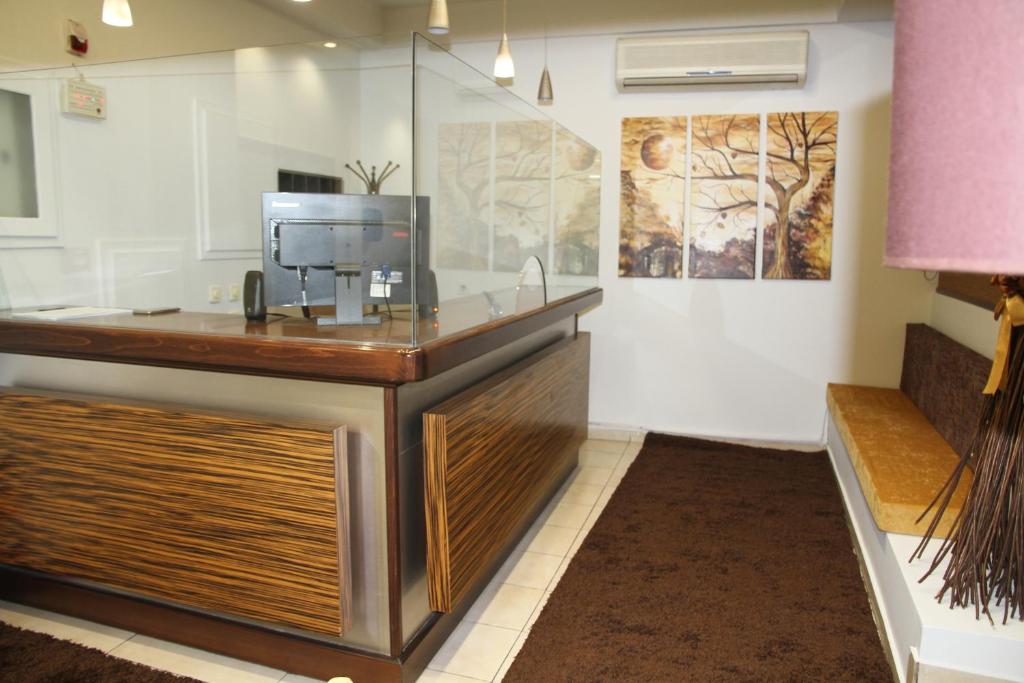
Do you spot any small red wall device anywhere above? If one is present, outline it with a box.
[66,19,89,57]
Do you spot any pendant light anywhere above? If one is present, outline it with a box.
[493,0,514,79]
[101,0,133,27]
[537,24,553,104]
[427,0,449,35]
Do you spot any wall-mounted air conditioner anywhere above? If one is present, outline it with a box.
[616,31,809,92]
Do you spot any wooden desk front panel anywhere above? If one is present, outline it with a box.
[424,333,590,612]
[0,389,350,637]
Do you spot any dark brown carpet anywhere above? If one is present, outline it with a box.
[0,621,202,683]
[504,434,892,683]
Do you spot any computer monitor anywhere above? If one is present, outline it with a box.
[261,193,432,323]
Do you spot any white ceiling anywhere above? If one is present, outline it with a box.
[245,0,893,43]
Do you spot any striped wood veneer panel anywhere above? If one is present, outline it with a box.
[0,388,350,636]
[424,333,590,612]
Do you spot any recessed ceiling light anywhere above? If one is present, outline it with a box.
[323,41,337,48]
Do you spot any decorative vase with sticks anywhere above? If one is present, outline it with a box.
[345,160,399,195]
[915,275,1024,623]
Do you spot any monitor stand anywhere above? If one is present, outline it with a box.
[315,268,381,327]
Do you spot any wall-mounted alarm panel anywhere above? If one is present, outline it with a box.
[61,79,106,119]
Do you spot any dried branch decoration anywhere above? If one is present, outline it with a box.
[914,275,1024,623]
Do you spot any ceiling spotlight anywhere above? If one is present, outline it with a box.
[427,0,449,35]
[101,0,133,27]
[493,0,514,79]
[323,41,337,48]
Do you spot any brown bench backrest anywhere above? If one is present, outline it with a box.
[899,324,989,459]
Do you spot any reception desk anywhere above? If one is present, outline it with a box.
[0,287,599,682]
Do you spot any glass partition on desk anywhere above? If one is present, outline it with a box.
[411,34,600,345]
[0,33,599,347]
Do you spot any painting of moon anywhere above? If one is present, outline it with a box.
[619,117,687,278]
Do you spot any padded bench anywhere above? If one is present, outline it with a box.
[826,384,970,537]
[828,324,986,538]
[826,324,1024,683]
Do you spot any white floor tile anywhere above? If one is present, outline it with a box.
[501,551,563,590]
[549,555,571,587]
[572,466,613,487]
[466,583,545,631]
[109,635,285,683]
[416,670,488,683]
[524,590,553,631]
[492,629,531,682]
[427,621,519,681]
[622,443,643,462]
[587,426,645,443]
[579,448,622,468]
[0,600,133,653]
[592,487,615,514]
[558,480,603,506]
[280,674,325,683]
[518,525,578,556]
[543,501,593,529]
[579,439,628,455]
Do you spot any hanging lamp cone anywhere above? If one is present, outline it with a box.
[494,33,515,79]
[427,0,449,35]
[537,66,553,104]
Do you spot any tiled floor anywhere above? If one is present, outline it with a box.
[0,435,646,683]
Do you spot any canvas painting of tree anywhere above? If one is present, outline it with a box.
[553,126,601,276]
[689,114,760,279]
[619,116,687,278]
[437,122,492,270]
[493,120,552,272]
[762,111,838,280]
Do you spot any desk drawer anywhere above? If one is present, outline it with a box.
[0,388,350,637]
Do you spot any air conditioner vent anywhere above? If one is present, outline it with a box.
[616,31,808,91]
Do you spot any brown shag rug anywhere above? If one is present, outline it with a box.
[0,621,202,683]
[504,434,892,682]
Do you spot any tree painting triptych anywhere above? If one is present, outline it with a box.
[619,111,838,280]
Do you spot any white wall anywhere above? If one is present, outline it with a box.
[929,292,999,360]
[445,22,932,442]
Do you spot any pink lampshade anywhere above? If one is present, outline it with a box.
[885,0,1024,274]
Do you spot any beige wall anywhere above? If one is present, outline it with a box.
[0,0,323,70]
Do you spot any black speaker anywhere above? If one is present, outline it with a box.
[244,270,266,321]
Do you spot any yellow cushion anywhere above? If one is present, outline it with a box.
[827,383,972,538]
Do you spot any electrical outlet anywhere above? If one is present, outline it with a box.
[228,283,241,302]
[208,285,223,304]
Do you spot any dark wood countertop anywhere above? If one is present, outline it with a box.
[0,288,601,385]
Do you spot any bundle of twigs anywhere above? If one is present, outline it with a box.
[913,278,1024,624]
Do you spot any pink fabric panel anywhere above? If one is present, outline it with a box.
[885,0,1024,274]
